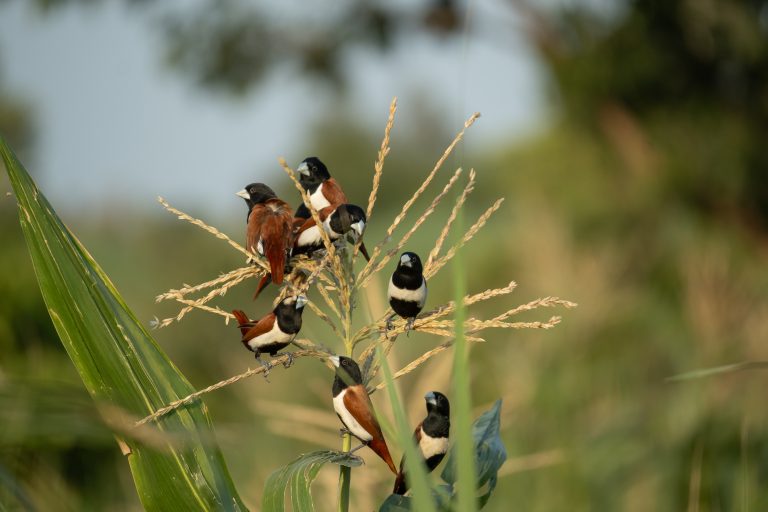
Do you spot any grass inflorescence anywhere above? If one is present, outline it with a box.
[137,98,576,508]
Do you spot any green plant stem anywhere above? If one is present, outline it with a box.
[337,339,353,512]
[452,207,477,512]
[338,252,354,512]
[338,432,352,512]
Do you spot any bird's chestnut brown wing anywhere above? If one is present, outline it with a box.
[323,178,348,206]
[239,312,276,343]
[293,206,335,238]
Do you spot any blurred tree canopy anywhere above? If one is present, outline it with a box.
[3,0,765,230]
[529,0,768,231]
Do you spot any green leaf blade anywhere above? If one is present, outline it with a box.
[378,348,437,512]
[451,200,477,512]
[262,450,363,512]
[2,138,247,511]
[441,400,506,509]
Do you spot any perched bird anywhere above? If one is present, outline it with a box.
[388,252,427,331]
[330,355,397,474]
[392,391,451,495]
[293,203,371,261]
[294,157,348,218]
[232,295,307,371]
[236,183,294,297]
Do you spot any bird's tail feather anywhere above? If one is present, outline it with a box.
[392,470,407,495]
[360,241,371,262]
[369,438,397,475]
[253,274,271,299]
[231,310,251,337]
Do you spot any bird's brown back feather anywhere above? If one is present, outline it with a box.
[343,385,397,474]
[247,199,294,284]
[323,178,347,207]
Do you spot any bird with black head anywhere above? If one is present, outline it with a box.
[294,157,348,218]
[330,355,397,474]
[293,203,371,261]
[236,183,294,298]
[393,391,451,495]
[232,295,307,374]
[388,251,427,332]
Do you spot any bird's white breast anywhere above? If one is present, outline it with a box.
[247,320,294,350]
[418,427,449,460]
[297,225,323,247]
[310,185,331,211]
[333,389,373,442]
[388,277,427,307]
[322,216,341,239]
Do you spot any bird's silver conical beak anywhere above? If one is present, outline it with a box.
[329,355,340,367]
[400,253,412,267]
[297,162,310,176]
[351,220,365,238]
[425,391,437,406]
[295,295,307,309]
[236,189,250,200]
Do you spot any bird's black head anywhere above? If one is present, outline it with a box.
[274,295,307,333]
[296,157,330,190]
[422,391,450,439]
[329,204,367,239]
[274,295,307,316]
[236,183,277,206]
[425,391,450,417]
[397,251,423,274]
[330,355,363,390]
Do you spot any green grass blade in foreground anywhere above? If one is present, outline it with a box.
[378,348,437,512]
[261,450,362,512]
[1,138,247,511]
[441,401,506,508]
[451,207,477,512]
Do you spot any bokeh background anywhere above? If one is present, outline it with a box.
[2,0,768,510]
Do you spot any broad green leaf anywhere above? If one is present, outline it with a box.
[378,401,506,511]
[261,450,362,511]
[379,494,415,512]
[442,400,506,508]
[1,138,247,511]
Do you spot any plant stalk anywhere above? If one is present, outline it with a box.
[453,205,477,512]
[338,251,355,512]
[337,432,352,512]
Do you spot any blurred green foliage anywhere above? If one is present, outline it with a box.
[2,0,768,510]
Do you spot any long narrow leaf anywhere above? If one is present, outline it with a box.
[1,138,247,511]
[261,450,362,511]
[451,202,476,512]
[378,348,437,512]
